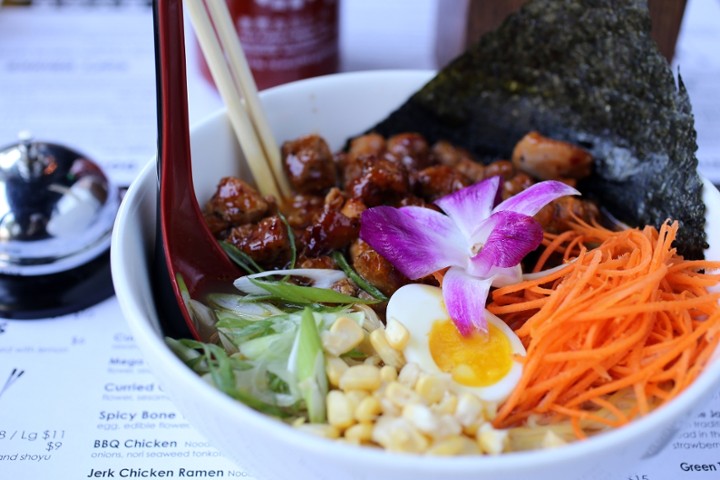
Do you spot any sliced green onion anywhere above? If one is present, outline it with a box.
[249,278,379,305]
[331,251,388,301]
[294,307,327,423]
[277,211,297,270]
[168,338,289,417]
[217,316,277,341]
[176,274,217,339]
[220,241,264,274]
[188,298,218,340]
[341,349,367,360]
[201,342,237,391]
[166,337,204,365]
[207,293,284,318]
[240,331,293,360]
[176,273,191,306]
[267,371,291,395]
[229,388,292,417]
[234,268,347,295]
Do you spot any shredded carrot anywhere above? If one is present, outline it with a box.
[488,219,720,438]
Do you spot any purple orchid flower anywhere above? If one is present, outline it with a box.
[359,176,579,336]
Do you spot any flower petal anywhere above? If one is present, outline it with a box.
[489,264,524,287]
[494,180,579,217]
[442,267,493,336]
[468,211,544,276]
[360,206,467,279]
[434,176,500,239]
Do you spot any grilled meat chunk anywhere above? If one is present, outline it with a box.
[349,239,409,298]
[203,177,272,234]
[227,215,291,268]
[282,134,337,194]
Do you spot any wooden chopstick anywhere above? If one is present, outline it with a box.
[204,0,293,199]
[186,0,292,201]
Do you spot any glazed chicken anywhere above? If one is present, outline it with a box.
[202,131,600,299]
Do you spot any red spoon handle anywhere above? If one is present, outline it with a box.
[154,0,239,340]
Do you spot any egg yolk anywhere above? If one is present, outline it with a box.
[428,320,512,387]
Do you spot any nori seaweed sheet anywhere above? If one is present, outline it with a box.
[365,0,707,259]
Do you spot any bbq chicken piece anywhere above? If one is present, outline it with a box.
[226,215,292,268]
[340,197,367,220]
[349,239,409,298]
[203,176,272,235]
[282,134,337,194]
[414,164,471,201]
[385,132,433,170]
[512,131,592,180]
[432,141,485,182]
[501,171,535,200]
[296,255,337,270]
[534,196,601,233]
[347,132,387,161]
[484,160,517,181]
[338,133,387,187]
[294,255,364,299]
[302,207,359,256]
[340,133,384,181]
[283,193,325,229]
[345,154,410,207]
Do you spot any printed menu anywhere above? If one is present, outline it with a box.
[1,1,720,479]
[0,298,246,479]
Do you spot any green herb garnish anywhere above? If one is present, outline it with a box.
[220,241,264,274]
[331,251,388,301]
[248,278,379,305]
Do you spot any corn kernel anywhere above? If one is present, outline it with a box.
[295,423,340,439]
[384,381,422,407]
[379,365,398,383]
[369,329,405,369]
[344,422,374,444]
[327,390,355,429]
[344,389,369,411]
[427,436,470,456]
[463,422,480,437]
[435,414,462,439]
[455,393,484,427]
[432,391,458,415]
[379,396,401,417]
[477,423,509,455]
[325,356,348,387]
[482,401,499,421]
[356,334,377,357]
[398,362,420,388]
[339,364,382,391]
[385,318,410,350]
[541,430,567,449]
[363,354,382,366]
[402,404,438,434]
[372,416,429,453]
[355,396,382,423]
[415,374,447,405]
[322,316,365,356]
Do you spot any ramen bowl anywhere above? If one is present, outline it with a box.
[111,70,720,480]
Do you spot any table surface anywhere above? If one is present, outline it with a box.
[1,1,720,479]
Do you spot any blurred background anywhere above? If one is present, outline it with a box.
[0,0,718,188]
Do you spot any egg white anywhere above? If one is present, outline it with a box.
[385,283,525,403]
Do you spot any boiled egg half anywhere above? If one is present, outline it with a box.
[386,284,525,403]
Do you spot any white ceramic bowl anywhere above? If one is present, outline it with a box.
[111,70,720,480]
